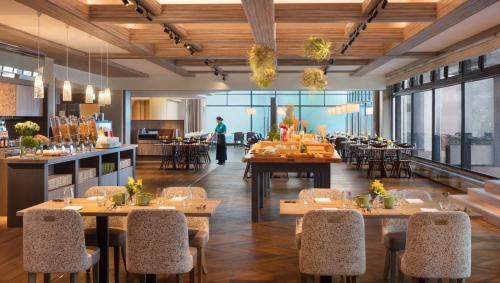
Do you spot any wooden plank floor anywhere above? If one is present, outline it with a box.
[1,147,499,283]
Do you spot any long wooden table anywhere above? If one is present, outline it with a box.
[244,153,341,222]
[17,198,221,283]
[280,199,479,218]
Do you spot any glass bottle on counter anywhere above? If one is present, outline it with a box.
[49,116,62,149]
[69,116,80,151]
[88,116,98,151]
[79,116,90,151]
[59,116,74,153]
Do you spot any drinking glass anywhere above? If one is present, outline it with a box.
[341,191,352,208]
[439,198,451,211]
[63,186,74,205]
[183,191,193,207]
[96,190,107,207]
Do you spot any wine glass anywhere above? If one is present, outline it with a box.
[183,191,193,207]
[96,190,107,207]
[63,186,74,205]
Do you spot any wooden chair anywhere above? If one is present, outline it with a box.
[399,212,471,283]
[381,189,432,283]
[295,188,343,249]
[127,209,197,283]
[84,186,128,283]
[165,187,209,283]
[299,210,365,283]
[23,208,100,283]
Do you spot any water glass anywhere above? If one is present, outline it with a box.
[341,191,352,208]
[96,190,107,207]
[439,198,451,211]
[183,191,193,207]
[63,186,74,205]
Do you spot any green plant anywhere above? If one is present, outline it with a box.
[268,124,280,141]
[248,44,277,88]
[304,37,332,62]
[21,136,40,149]
[301,68,327,90]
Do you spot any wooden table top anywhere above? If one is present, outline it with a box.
[243,153,342,164]
[280,199,479,219]
[16,198,221,217]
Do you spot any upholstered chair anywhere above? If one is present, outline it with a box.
[23,208,100,283]
[381,189,432,283]
[295,188,343,249]
[299,210,365,282]
[84,186,127,283]
[164,187,209,281]
[126,209,197,283]
[399,211,471,282]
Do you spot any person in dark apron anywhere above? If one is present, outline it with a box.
[210,116,227,165]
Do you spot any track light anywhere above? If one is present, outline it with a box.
[135,5,144,14]
[362,23,367,30]
[204,59,210,66]
[174,36,180,44]
[328,59,334,65]
[222,74,226,81]
[146,12,153,22]
[122,0,130,6]
[381,0,388,9]
[214,70,219,76]
[323,68,328,75]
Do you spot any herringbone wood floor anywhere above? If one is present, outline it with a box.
[1,147,499,283]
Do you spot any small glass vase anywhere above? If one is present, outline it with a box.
[19,136,37,158]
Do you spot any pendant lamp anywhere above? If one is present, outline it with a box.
[62,25,72,101]
[85,36,94,103]
[34,12,44,99]
[104,44,111,105]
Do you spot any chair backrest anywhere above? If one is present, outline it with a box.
[234,132,244,142]
[127,209,193,274]
[164,187,207,199]
[23,208,90,273]
[300,210,366,276]
[84,186,127,229]
[401,212,471,279]
[298,188,343,200]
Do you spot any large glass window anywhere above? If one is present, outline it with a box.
[413,91,433,159]
[400,95,412,143]
[435,85,462,167]
[465,78,498,176]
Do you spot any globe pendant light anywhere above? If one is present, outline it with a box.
[85,36,94,103]
[104,44,111,105]
[34,12,44,99]
[62,25,72,101]
[98,47,106,107]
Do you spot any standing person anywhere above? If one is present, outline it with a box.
[208,116,227,165]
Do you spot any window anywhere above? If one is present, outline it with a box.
[485,48,500,68]
[413,91,432,159]
[465,78,498,176]
[435,85,461,167]
[400,95,412,143]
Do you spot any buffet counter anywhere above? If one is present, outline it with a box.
[2,145,137,227]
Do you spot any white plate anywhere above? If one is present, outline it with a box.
[314,197,332,204]
[406,198,424,204]
[321,207,338,211]
[170,197,187,202]
[420,208,439,212]
[159,206,176,210]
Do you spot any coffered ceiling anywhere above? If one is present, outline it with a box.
[0,0,497,80]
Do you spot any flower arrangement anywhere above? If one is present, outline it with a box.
[304,37,332,62]
[318,125,326,137]
[281,105,295,127]
[268,124,280,141]
[15,121,40,137]
[370,179,387,197]
[34,134,50,146]
[126,177,143,199]
[387,139,393,146]
[301,68,327,90]
[377,136,384,142]
[20,136,40,149]
[248,44,277,88]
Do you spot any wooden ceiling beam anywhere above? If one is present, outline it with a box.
[15,0,154,56]
[138,0,162,16]
[146,58,195,77]
[351,0,497,76]
[0,23,148,78]
[362,0,380,15]
[241,0,276,49]
[88,3,436,24]
[174,58,372,67]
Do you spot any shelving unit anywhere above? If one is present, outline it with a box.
[5,145,137,227]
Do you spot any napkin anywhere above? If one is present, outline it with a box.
[314,197,332,204]
[420,208,439,212]
[64,206,83,211]
[170,197,187,202]
[406,198,424,204]
[86,196,105,201]
[321,207,338,211]
[159,206,176,210]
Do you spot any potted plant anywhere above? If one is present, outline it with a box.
[304,37,332,62]
[301,68,328,90]
[15,121,40,158]
[126,177,144,204]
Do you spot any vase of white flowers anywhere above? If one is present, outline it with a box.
[15,121,40,158]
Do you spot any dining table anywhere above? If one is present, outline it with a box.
[17,198,222,283]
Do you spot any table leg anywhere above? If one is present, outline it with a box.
[96,216,109,283]
[172,146,178,170]
[321,165,331,188]
[186,147,191,170]
[380,150,387,178]
[313,171,321,188]
[251,169,260,223]
[259,172,264,209]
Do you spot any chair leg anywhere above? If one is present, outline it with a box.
[383,249,390,280]
[28,273,37,283]
[92,262,99,283]
[201,247,208,274]
[456,279,465,283]
[196,247,203,283]
[121,245,127,272]
[145,274,157,283]
[390,251,397,283]
[44,273,51,283]
[300,273,312,283]
[398,268,404,283]
[114,246,120,283]
[70,273,78,283]
[175,274,183,283]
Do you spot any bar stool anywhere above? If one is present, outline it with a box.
[165,187,209,283]
[23,208,100,283]
[399,211,471,283]
[295,188,343,249]
[126,209,197,283]
[84,186,128,283]
[299,210,365,283]
[382,189,432,283]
